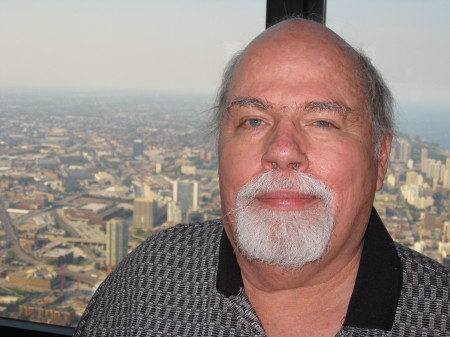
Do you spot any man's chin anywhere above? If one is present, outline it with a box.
[243,251,323,271]
[234,205,334,270]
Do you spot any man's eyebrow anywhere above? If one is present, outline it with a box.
[227,97,273,111]
[226,98,355,115]
[304,101,354,114]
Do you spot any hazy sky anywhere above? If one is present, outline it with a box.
[1,0,449,104]
[327,0,450,105]
[0,0,265,93]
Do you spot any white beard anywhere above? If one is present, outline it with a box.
[231,170,335,270]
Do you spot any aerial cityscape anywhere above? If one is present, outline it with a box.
[0,89,449,327]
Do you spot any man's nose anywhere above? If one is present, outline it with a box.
[261,120,308,171]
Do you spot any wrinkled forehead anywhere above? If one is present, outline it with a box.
[230,47,366,117]
[229,20,367,106]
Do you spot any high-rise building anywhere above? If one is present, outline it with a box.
[406,171,423,186]
[443,168,450,189]
[443,221,450,242]
[167,200,182,224]
[429,160,442,181]
[420,148,428,171]
[106,219,128,271]
[133,139,144,158]
[398,139,412,163]
[389,147,396,162]
[386,173,396,189]
[173,180,198,220]
[133,198,157,229]
[407,159,414,170]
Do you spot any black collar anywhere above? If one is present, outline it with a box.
[216,208,403,331]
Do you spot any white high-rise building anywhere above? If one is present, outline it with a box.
[420,148,428,170]
[406,171,423,186]
[386,174,396,188]
[398,139,412,163]
[423,158,443,181]
[443,168,450,189]
[400,185,433,209]
[167,200,183,224]
[431,160,442,181]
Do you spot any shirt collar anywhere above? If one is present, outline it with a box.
[216,226,242,297]
[216,208,403,331]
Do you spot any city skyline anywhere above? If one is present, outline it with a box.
[0,90,449,327]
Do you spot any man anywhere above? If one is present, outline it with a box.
[74,19,449,336]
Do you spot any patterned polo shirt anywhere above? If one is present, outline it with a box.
[74,209,449,336]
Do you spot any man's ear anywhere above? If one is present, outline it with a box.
[376,135,392,191]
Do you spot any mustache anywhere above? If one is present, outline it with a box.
[234,170,333,210]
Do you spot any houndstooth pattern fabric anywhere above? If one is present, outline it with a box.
[388,244,449,336]
[74,220,265,337]
[340,243,450,337]
[74,220,450,336]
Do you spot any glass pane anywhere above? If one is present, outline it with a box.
[0,0,265,327]
[328,0,450,264]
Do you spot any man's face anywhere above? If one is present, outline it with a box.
[218,22,391,268]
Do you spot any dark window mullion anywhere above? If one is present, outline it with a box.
[266,0,326,28]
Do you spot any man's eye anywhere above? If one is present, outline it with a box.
[244,119,263,127]
[313,120,333,128]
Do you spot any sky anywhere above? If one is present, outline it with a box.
[1,0,449,105]
[327,0,450,105]
[0,0,265,93]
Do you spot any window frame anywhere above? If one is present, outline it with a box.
[266,0,326,27]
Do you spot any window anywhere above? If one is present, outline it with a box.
[328,0,450,263]
[0,0,265,334]
[1,0,448,335]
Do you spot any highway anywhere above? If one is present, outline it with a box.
[0,202,106,288]
[0,202,42,266]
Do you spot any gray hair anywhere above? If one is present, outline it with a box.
[212,36,394,158]
[355,51,395,156]
[211,51,242,138]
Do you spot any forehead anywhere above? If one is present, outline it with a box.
[228,22,367,111]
